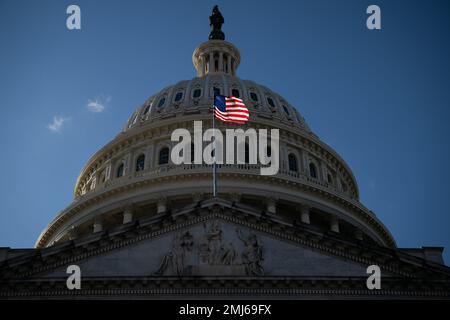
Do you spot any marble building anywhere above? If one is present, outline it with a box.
[0,7,449,299]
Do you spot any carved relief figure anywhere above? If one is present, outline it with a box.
[221,242,237,265]
[154,231,193,276]
[200,221,224,264]
[154,224,264,277]
[236,229,264,276]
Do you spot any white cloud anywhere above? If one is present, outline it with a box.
[47,116,69,133]
[87,95,110,113]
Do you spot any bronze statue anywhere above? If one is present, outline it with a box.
[209,5,225,40]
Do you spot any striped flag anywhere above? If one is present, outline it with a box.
[214,95,249,124]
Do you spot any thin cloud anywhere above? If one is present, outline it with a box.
[87,95,110,113]
[47,116,69,133]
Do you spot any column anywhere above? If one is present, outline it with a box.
[300,204,310,224]
[282,143,289,171]
[320,160,327,181]
[123,206,134,224]
[301,150,309,174]
[157,198,167,214]
[93,219,103,233]
[104,161,111,181]
[266,198,276,214]
[219,52,224,72]
[209,52,214,74]
[201,55,206,76]
[330,216,340,233]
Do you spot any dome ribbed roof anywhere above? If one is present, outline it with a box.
[123,74,311,134]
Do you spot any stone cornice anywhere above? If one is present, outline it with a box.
[37,166,393,249]
[1,277,450,299]
[8,201,450,282]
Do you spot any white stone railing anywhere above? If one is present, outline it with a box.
[77,163,354,203]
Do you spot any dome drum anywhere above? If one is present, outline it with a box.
[36,37,395,251]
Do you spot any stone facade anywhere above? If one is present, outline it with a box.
[1,11,449,300]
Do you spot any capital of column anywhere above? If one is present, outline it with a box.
[67,225,78,240]
[93,219,103,233]
[265,197,277,214]
[123,205,134,224]
[330,216,340,233]
[157,197,168,214]
[299,204,311,224]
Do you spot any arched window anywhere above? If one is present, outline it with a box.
[309,163,317,179]
[143,104,150,115]
[116,163,124,178]
[159,147,169,165]
[231,89,240,98]
[288,153,298,172]
[250,92,258,102]
[282,105,290,115]
[213,87,221,96]
[245,144,249,164]
[157,97,166,108]
[174,92,183,102]
[267,97,275,108]
[135,154,145,172]
[193,89,201,98]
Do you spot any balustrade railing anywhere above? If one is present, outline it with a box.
[78,163,354,203]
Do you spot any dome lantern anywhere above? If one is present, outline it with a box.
[192,40,240,77]
[192,6,240,77]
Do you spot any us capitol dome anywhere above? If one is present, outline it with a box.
[36,20,394,251]
[1,6,449,300]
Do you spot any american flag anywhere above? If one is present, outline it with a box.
[214,95,249,124]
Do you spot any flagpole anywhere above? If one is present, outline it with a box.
[212,102,218,198]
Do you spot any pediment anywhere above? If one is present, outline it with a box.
[33,200,388,279]
[41,218,372,278]
[8,199,442,282]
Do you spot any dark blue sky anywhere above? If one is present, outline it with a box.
[0,0,449,262]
